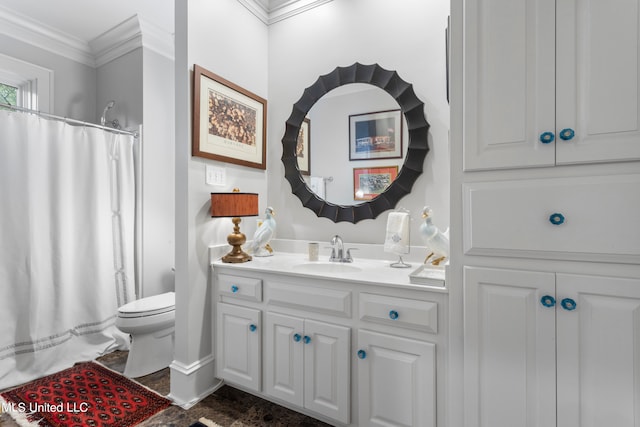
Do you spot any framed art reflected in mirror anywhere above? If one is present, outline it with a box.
[192,64,267,169]
[349,109,402,161]
[296,118,311,175]
[353,166,399,200]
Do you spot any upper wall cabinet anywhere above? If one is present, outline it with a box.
[463,0,640,171]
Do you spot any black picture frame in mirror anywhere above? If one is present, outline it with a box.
[281,62,430,223]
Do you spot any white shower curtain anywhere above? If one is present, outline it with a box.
[0,110,136,389]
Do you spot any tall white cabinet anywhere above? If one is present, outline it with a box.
[463,0,640,170]
[454,0,640,426]
[464,267,640,427]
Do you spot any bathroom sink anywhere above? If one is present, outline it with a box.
[292,262,363,274]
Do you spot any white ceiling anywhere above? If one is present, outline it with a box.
[0,0,174,42]
[0,0,321,44]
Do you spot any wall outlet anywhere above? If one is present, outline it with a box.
[205,165,226,186]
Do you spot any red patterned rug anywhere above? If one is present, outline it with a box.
[0,361,171,427]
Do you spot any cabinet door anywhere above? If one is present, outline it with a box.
[303,320,350,424]
[216,303,261,391]
[556,274,640,427]
[556,0,640,165]
[463,0,556,170]
[357,329,436,427]
[265,312,304,407]
[464,267,556,427]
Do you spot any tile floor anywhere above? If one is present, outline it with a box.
[0,351,331,427]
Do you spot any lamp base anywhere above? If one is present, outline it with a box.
[222,248,252,263]
[221,217,252,263]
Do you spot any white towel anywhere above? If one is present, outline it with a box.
[310,176,325,198]
[384,211,410,254]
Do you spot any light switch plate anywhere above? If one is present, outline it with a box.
[205,165,226,186]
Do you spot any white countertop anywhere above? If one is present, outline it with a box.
[210,248,447,292]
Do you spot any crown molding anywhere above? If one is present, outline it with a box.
[237,0,333,25]
[0,4,95,67]
[0,7,174,69]
[89,15,174,68]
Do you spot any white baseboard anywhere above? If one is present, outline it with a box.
[168,354,223,409]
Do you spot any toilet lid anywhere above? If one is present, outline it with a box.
[118,292,175,318]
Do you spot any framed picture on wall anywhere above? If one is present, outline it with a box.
[349,109,403,161]
[296,118,311,175]
[353,165,399,201]
[192,64,267,169]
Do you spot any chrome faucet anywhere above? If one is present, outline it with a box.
[329,235,356,262]
[330,235,344,261]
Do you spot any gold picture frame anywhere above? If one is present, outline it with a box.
[192,64,267,169]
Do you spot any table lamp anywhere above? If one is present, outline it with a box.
[211,190,259,263]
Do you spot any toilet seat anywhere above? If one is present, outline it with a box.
[118,291,175,318]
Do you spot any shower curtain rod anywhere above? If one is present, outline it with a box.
[0,102,139,138]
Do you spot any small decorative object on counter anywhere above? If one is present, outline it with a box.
[384,208,411,268]
[246,207,276,257]
[420,206,450,266]
[308,242,319,261]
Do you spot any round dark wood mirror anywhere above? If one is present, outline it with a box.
[281,62,430,223]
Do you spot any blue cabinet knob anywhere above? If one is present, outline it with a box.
[249,324,257,332]
[389,310,399,320]
[303,335,311,344]
[540,295,556,307]
[549,213,565,225]
[539,132,555,144]
[293,333,301,342]
[357,349,367,359]
[561,298,577,311]
[231,285,239,293]
[559,128,575,141]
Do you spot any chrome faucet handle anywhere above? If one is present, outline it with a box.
[345,248,358,262]
[326,247,337,261]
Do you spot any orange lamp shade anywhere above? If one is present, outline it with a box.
[210,192,259,218]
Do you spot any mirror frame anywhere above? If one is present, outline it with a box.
[281,62,430,223]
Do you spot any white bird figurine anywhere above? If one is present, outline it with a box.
[419,206,450,266]
[246,207,276,257]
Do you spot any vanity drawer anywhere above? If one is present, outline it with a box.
[218,274,262,302]
[359,293,438,333]
[267,281,352,318]
[463,174,640,263]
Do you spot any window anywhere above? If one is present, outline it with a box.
[0,53,53,112]
[0,82,17,106]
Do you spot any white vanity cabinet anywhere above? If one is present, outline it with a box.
[463,0,640,170]
[265,312,350,424]
[216,302,261,391]
[356,330,436,427]
[211,260,447,427]
[215,273,263,391]
[356,292,439,427]
[464,266,640,427]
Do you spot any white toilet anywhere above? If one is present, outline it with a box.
[115,291,176,378]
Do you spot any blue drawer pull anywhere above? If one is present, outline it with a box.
[303,335,311,344]
[540,295,556,308]
[539,132,555,144]
[293,333,301,342]
[389,310,399,320]
[561,298,577,311]
[231,285,239,293]
[549,213,565,225]
[249,324,257,332]
[357,349,367,359]
[559,128,575,141]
